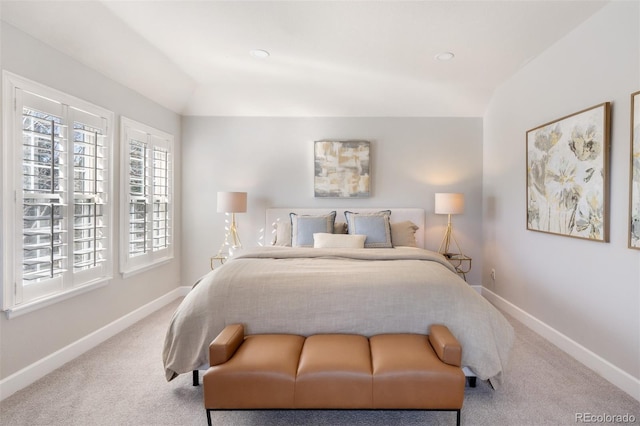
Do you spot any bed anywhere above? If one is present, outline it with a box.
[162,208,514,388]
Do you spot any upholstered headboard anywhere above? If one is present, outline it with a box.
[265,208,426,248]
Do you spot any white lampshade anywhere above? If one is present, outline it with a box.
[217,192,247,213]
[435,193,464,215]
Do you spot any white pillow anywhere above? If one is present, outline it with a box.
[272,220,292,246]
[313,233,366,249]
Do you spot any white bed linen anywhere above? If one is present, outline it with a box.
[162,247,513,388]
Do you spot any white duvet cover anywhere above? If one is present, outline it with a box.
[162,247,514,387]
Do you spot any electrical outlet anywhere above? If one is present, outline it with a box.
[490,269,496,281]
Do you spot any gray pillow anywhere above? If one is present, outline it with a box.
[391,220,419,247]
[290,211,336,247]
[344,210,393,248]
[333,222,348,234]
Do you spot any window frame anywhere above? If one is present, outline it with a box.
[119,117,174,277]
[2,71,115,317]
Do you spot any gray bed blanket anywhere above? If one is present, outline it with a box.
[162,247,514,387]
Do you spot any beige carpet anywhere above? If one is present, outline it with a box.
[1,298,638,425]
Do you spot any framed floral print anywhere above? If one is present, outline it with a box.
[629,91,640,249]
[526,102,611,241]
[314,140,370,198]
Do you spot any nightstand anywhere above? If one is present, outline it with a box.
[210,255,227,270]
[443,253,472,281]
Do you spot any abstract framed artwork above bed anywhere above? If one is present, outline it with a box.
[526,102,611,242]
[314,140,371,198]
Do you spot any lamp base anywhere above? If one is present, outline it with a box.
[216,213,242,257]
[438,214,463,256]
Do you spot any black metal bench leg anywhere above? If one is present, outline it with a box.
[456,409,461,426]
[192,370,199,386]
[206,409,212,426]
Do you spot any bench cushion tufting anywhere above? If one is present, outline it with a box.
[370,334,465,409]
[295,334,372,408]
[203,334,305,409]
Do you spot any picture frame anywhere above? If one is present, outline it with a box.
[526,102,611,242]
[629,91,640,249]
[314,140,370,198]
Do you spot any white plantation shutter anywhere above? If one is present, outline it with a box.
[70,108,109,278]
[2,72,114,313]
[127,133,149,258]
[20,94,66,302]
[120,118,173,275]
[152,144,170,251]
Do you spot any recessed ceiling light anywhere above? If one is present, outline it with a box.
[250,49,270,59]
[435,51,455,61]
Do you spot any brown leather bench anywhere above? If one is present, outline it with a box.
[203,324,465,425]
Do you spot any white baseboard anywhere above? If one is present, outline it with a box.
[469,284,482,294]
[481,287,640,402]
[0,285,191,401]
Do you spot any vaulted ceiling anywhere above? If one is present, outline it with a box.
[1,1,608,116]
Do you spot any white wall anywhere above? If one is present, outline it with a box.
[0,23,182,379]
[483,0,639,392]
[182,117,483,287]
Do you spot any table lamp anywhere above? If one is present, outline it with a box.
[216,191,247,255]
[435,192,464,255]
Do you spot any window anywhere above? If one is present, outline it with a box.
[2,72,114,315]
[120,117,174,275]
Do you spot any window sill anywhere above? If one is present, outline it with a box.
[120,256,173,280]
[3,279,110,319]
